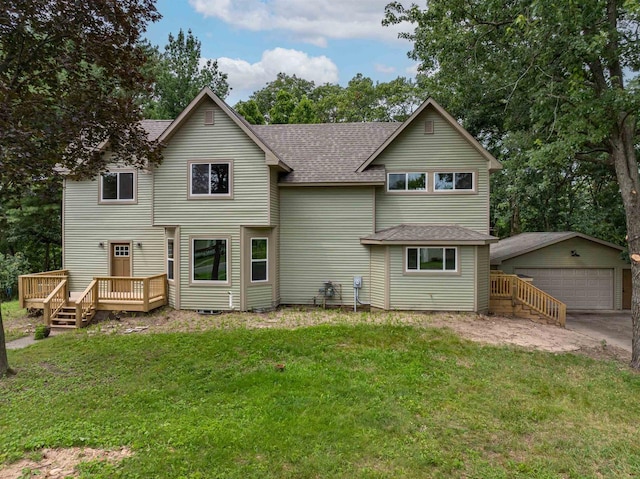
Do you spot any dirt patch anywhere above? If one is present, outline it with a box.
[86,307,630,363]
[0,447,132,479]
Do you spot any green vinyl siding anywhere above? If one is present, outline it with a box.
[388,245,476,311]
[246,285,273,310]
[370,246,387,309]
[498,237,629,310]
[280,187,373,306]
[373,108,490,234]
[154,100,270,227]
[151,100,274,311]
[476,246,490,313]
[180,226,238,310]
[63,167,164,292]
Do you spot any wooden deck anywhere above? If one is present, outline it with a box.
[19,271,168,328]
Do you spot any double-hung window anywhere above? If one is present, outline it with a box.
[100,171,135,203]
[387,172,427,192]
[192,238,228,283]
[167,239,175,281]
[434,172,474,191]
[251,238,268,282]
[406,247,457,272]
[189,162,231,197]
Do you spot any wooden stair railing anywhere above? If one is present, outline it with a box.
[490,274,566,326]
[75,279,98,327]
[42,278,68,326]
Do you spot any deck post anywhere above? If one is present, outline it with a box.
[75,302,82,328]
[510,276,517,305]
[18,275,25,309]
[143,277,150,312]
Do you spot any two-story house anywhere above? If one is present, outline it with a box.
[35,87,501,322]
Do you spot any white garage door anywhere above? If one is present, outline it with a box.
[514,268,614,310]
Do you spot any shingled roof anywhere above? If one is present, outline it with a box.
[490,232,625,264]
[252,123,400,184]
[141,120,173,141]
[361,224,497,245]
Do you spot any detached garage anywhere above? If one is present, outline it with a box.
[491,232,631,311]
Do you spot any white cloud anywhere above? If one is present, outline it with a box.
[189,0,411,46]
[405,63,420,76]
[374,63,396,74]
[217,47,339,99]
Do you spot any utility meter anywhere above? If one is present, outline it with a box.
[353,276,363,289]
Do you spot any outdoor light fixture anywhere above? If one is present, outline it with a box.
[571,250,580,257]
[137,242,143,248]
[99,242,104,248]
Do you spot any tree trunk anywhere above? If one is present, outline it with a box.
[611,122,640,368]
[0,301,11,378]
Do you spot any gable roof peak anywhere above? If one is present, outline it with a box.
[356,97,502,173]
[158,87,291,172]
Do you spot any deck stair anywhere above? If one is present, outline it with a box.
[19,271,168,329]
[489,273,566,326]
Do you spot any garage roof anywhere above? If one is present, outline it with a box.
[490,232,625,265]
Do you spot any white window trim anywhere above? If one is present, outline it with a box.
[250,237,268,283]
[405,246,458,273]
[167,238,175,282]
[190,237,230,285]
[433,172,475,192]
[188,160,233,199]
[386,172,428,192]
[99,170,137,204]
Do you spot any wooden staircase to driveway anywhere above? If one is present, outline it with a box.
[489,272,566,326]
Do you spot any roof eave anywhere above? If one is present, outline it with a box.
[279,181,385,187]
[360,238,498,246]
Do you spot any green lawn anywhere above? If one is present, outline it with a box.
[2,323,640,478]
[1,300,29,341]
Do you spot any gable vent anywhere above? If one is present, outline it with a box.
[424,120,434,134]
[204,109,215,125]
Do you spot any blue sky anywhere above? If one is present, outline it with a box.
[144,0,418,105]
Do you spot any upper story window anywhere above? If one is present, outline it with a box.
[387,172,427,192]
[189,161,232,198]
[100,171,136,203]
[406,247,457,273]
[434,172,474,191]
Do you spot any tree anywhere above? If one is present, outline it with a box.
[385,0,640,366]
[269,90,297,124]
[143,29,230,119]
[0,0,162,377]
[250,73,316,122]
[290,96,320,124]
[234,100,265,125]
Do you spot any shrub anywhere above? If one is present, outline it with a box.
[34,324,51,340]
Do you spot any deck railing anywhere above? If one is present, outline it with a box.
[490,274,566,326]
[75,279,98,327]
[43,279,68,325]
[19,270,69,308]
[94,274,167,311]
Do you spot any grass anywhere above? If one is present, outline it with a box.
[1,300,30,342]
[2,322,640,478]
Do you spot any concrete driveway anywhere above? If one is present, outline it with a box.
[566,311,632,352]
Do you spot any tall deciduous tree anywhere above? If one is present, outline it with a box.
[0,0,162,377]
[385,0,640,366]
[144,29,230,119]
